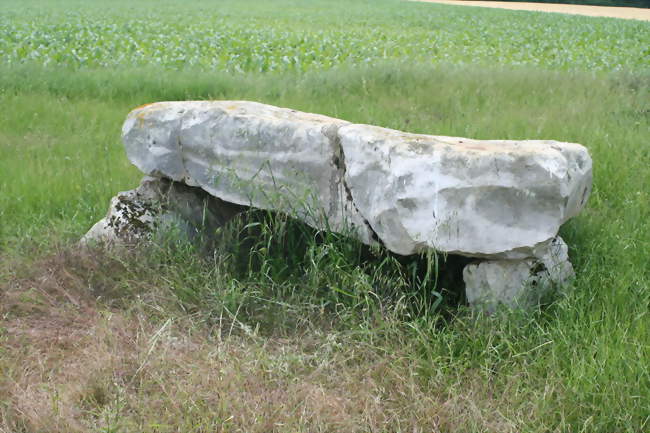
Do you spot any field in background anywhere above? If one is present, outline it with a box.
[1,1,649,432]
[414,0,650,21]
[2,0,649,72]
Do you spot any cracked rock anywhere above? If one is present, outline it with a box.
[86,100,593,310]
[122,101,375,243]
[338,124,592,258]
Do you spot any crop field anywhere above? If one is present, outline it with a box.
[2,0,649,72]
[1,1,649,432]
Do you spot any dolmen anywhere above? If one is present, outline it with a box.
[83,101,593,312]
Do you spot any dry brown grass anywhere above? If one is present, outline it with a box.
[0,249,536,432]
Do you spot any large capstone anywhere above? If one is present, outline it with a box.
[122,101,374,244]
[86,101,593,310]
[338,124,591,258]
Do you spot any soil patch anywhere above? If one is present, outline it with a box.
[413,1,650,21]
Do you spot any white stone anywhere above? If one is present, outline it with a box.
[122,102,591,260]
[92,100,595,310]
[81,177,161,245]
[81,176,241,246]
[338,124,592,258]
[122,101,374,243]
[463,237,575,311]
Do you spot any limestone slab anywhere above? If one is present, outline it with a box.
[120,101,592,262]
[338,124,592,258]
[122,101,374,243]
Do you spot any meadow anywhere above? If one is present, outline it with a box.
[1,0,649,432]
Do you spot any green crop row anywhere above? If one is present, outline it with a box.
[1,0,649,73]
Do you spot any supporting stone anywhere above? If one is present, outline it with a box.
[81,176,243,247]
[463,237,574,312]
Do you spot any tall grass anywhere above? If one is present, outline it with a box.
[1,62,648,431]
[1,0,649,430]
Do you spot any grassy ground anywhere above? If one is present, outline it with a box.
[1,1,649,432]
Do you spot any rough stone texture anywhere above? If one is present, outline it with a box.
[123,101,374,243]
[86,100,594,310]
[123,101,591,260]
[81,176,243,247]
[339,124,592,258]
[463,237,575,311]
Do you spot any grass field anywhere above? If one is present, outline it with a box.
[1,1,649,432]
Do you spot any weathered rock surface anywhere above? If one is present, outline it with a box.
[122,101,591,259]
[463,237,575,312]
[81,176,242,247]
[339,125,591,258]
[86,100,593,310]
[123,101,374,244]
